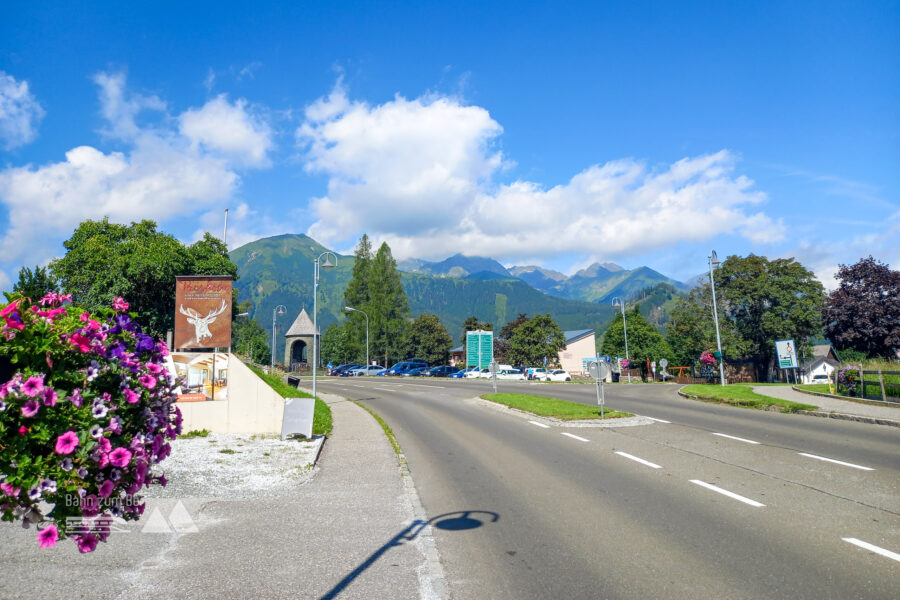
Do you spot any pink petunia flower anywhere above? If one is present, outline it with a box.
[0,482,21,497]
[42,387,58,407]
[21,400,40,418]
[55,431,79,455]
[109,448,133,468]
[111,297,129,312]
[98,480,115,499]
[22,375,45,397]
[138,374,157,390]
[37,524,59,548]
[69,333,91,353]
[0,300,19,318]
[18,425,28,435]
[123,388,140,404]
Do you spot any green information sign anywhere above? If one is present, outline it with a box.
[466,330,494,369]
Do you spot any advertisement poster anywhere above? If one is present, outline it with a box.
[774,339,798,369]
[174,276,232,350]
[168,352,230,402]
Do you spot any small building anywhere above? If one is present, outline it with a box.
[558,329,596,373]
[449,345,464,366]
[283,308,318,371]
[801,343,841,384]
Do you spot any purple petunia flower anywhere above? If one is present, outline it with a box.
[76,467,88,479]
[98,480,114,498]
[21,400,39,418]
[55,431,79,455]
[0,400,6,412]
[37,524,59,548]
[75,533,99,553]
[138,374,157,390]
[28,486,41,501]
[42,387,58,407]
[92,404,108,419]
[40,479,57,493]
[21,375,44,397]
[69,388,83,407]
[60,458,74,471]
[89,424,103,438]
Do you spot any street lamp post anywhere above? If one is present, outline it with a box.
[313,252,337,402]
[344,305,369,375]
[271,305,286,371]
[612,297,630,383]
[709,250,726,386]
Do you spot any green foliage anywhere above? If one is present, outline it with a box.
[506,314,567,367]
[342,234,373,361]
[50,219,238,339]
[716,254,824,374]
[11,265,59,301]
[823,256,900,359]
[602,307,672,369]
[460,315,493,344]
[403,313,452,364]
[481,393,632,420]
[368,242,411,366]
[321,322,354,366]
[666,284,748,367]
[231,301,272,364]
[680,383,817,412]
[180,429,211,438]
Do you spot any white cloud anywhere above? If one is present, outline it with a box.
[0,269,10,295]
[0,71,45,150]
[179,95,273,167]
[0,71,275,270]
[297,88,775,262]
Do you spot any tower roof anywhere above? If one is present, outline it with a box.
[285,308,317,337]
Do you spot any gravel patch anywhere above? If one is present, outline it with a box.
[146,433,324,500]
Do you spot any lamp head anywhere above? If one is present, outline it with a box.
[710,250,719,265]
[321,252,336,269]
[611,297,621,307]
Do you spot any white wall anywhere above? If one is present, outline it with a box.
[177,355,288,434]
[558,334,596,373]
[801,361,836,384]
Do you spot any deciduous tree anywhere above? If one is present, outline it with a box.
[506,314,566,367]
[823,256,900,358]
[602,307,672,378]
[403,313,452,365]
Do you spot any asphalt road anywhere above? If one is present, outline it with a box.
[310,377,900,600]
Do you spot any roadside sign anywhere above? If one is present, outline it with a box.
[774,339,798,369]
[588,361,600,379]
[659,358,668,369]
[466,330,494,370]
[489,361,499,375]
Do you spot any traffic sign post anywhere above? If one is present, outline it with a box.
[489,360,499,393]
[659,358,669,382]
[588,360,609,419]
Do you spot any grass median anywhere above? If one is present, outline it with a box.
[481,392,632,420]
[679,383,817,413]
[249,365,333,436]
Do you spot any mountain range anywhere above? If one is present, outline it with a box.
[231,234,697,358]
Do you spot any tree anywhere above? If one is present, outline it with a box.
[12,265,59,301]
[716,254,824,379]
[666,284,749,367]
[823,256,900,358]
[403,313,453,365]
[460,316,493,344]
[231,301,272,365]
[602,307,672,378]
[495,313,529,361]
[367,242,411,366]
[506,314,567,367]
[50,219,238,340]
[342,234,374,361]
[321,322,354,366]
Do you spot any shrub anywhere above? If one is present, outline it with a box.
[0,293,182,552]
[837,366,860,396]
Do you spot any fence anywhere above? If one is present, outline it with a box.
[856,368,900,403]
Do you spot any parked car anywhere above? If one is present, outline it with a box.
[527,368,548,381]
[809,373,829,384]
[402,366,430,377]
[497,368,526,380]
[450,367,479,378]
[464,368,487,379]
[383,361,429,376]
[330,364,360,376]
[427,366,460,377]
[348,365,385,376]
[475,368,492,379]
[546,369,572,382]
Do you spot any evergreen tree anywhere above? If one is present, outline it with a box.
[342,234,374,362]
[368,242,411,366]
[12,265,59,301]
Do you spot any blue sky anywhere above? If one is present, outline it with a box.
[1,1,898,292]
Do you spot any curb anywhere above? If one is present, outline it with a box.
[790,385,900,408]
[676,389,900,428]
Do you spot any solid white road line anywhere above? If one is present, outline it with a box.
[528,421,550,429]
[799,453,874,471]
[561,432,590,442]
[374,387,395,392]
[406,383,447,389]
[689,480,766,507]
[842,538,900,562]
[645,417,671,424]
[712,432,760,445]
[615,451,662,469]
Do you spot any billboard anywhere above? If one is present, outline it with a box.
[774,339,798,369]
[466,330,493,369]
[174,276,233,349]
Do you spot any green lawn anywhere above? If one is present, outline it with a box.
[481,392,632,420]
[249,365,333,436]
[796,384,832,394]
[680,383,817,413]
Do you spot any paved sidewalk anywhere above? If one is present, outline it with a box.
[754,386,900,427]
[0,393,445,600]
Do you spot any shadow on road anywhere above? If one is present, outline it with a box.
[319,510,500,600]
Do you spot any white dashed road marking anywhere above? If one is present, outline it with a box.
[712,432,760,445]
[689,480,765,507]
[615,451,662,469]
[799,453,874,471]
[528,421,550,429]
[842,538,900,562]
[561,433,590,442]
[645,417,671,424]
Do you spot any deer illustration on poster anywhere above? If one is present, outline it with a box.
[179,300,228,346]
